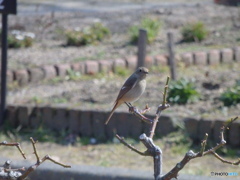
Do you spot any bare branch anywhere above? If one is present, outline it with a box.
[0,141,26,159]
[115,134,149,156]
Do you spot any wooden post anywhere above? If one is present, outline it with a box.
[167,32,177,80]
[137,29,147,69]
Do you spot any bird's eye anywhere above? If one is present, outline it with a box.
[139,69,142,72]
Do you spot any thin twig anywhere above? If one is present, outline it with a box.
[30,137,40,163]
[115,134,149,156]
[210,151,240,165]
[0,141,26,159]
[199,133,208,156]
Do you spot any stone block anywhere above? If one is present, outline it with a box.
[92,111,107,141]
[113,58,126,72]
[128,114,143,139]
[29,107,43,129]
[213,119,225,143]
[17,106,32,128]
[228,122,240,147]
[28,68,45,83]
[198,118,214,140]
[14,69,29,86]
[41,65,57,80]
[85,61,99,75]
[6,105,19,127]
[184,117,199,141]
[207,50,220,65]
[79,110,92,137]
[98,60,113,73]
[52,106,69,131]
[193,51,207,65]
[181,53,193,66]
[71,62,85,74]
[125,56,137,70]
[233,46,240,62]
[220,48,233,63]
[115,112,132,137]
[54,64,71,77]
[69,109,81,134]
[154,55,168,66]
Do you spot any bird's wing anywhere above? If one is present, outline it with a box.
[115,75,138,102]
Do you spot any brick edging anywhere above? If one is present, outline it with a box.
[6,105,240,147]
[5,46,240,86]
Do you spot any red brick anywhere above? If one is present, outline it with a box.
[113,58,126,72]
[181,53,193,66]
[98,60,113,73]
[41,65,57,80]
[14,69,29,86]
[54,64,71,77]
[193,51,207,65]
[154,55,168,66]
[71,62,85,74]
[125,56,137,70]
[207,50,220,65]
[28,67,45,83]
[85,60,99,75]
[145,56,153,68]
[220,48,233,63]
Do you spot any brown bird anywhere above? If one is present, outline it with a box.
[105,67,149,124]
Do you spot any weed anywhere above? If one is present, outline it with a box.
[220,80,240,106]
[65,23,110,46]
[181,21,208,42]
[129,17,162,44]
[167,78,200,105]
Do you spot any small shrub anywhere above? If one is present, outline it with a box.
[4,30,35,48]
[220,80,240,106]
[65,23,110,46]
[167,78,200,105]
[129,17,161,44]
[181,21,208,42]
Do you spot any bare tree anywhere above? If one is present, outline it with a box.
[116,76,239,180]
[0,137,71,180]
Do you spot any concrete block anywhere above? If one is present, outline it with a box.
[207,50,220,65]
[193,51,207,65]
[29,107,43,129]
[17,106,32,128]
[7,70,14,84]
[28,68,45,83]
[54,64,71,77]
[228,122,240,147]
[198,118,214,140]
[113,58,126,72]
[69,109,81,134]
[41,65,57,80]
[181,53,193,66]
[156,115,176,137]
[233,46,240,62]
[220,48,233,63]
[71,62,85,74]
[42,106,54,129]
[52,106,69,131]
[14,69,29,86]
[125,56,137,70]
[85,61,99,75]
[6,105,19,127]
[79,110,92,137]
[92,111,107,141]
[98,60,113,73]
[154,55,168,66]
[184,117,199,141]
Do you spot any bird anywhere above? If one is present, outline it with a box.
[105,67,149,124]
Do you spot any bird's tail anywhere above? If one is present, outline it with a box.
[105,101,119,125]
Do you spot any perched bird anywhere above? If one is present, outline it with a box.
[105,67,149,124]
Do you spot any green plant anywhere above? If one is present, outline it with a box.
[181,21,208,42]
[129,17,161,44]
[220,80,240,106]
[167,78,200,104]
[65,23,110,46]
